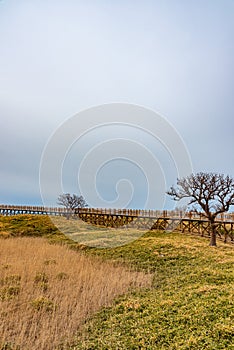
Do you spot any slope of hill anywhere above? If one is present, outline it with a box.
[0,215,233,349]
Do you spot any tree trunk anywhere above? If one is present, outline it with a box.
[209,221,217,246]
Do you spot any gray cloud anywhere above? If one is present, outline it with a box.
[0,0,233,207]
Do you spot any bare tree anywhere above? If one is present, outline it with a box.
[57,193,87,217]
[167,172,234,246]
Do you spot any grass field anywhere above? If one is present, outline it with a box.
[51,215,145,248]
[0,237,151,349]
[0,215,234,349]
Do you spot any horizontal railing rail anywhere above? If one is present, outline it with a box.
[0,205,234,222]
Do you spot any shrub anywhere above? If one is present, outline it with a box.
[34,272,49,284]
[31,297,56,312]
[0,286,20,301]
[56,272,69,280]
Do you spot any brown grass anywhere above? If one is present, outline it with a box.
[0,237,151,350]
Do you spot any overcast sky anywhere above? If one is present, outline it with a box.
[0,0,234,209]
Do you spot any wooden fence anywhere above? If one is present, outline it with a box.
[0,205,233,242]
[0,205,234,222]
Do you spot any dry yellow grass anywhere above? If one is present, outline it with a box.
[0,237,151,350]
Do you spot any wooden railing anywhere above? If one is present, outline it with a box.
[0,205,234,222]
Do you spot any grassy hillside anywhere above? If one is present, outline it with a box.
[75,231,234,349]
[0,214,59,237]
[0,215,143,248]
[0,215,233,349]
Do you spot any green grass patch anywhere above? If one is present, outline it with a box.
[0,214,59,237]
[0,215,79,248]
[71,231,234,349]
[0,215,233,349]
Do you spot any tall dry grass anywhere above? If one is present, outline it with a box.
[0,237,151,350]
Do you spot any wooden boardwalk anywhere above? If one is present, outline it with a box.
[0,205,233,241]
[0,205,70,216]
[1,205,234,219]
[77,208,234,242]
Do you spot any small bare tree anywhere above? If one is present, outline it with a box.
[167,172,234,246]
[57,193,87,218]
